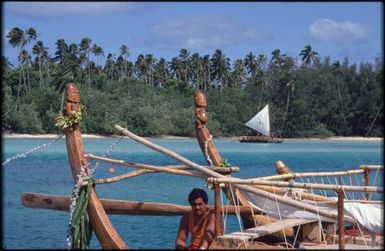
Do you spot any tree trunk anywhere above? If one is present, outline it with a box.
[365,101,383,136]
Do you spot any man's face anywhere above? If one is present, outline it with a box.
[191,197,206,217]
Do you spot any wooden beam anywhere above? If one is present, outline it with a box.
[21,192,261,216]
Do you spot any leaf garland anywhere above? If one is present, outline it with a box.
[55,105,86,130]
[71,178,93,249]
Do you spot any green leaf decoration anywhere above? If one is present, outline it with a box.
[70,178,93,249]
[219,158,230,167]
[55,105,86,130]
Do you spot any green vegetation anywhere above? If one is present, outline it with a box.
[2,27,383,138]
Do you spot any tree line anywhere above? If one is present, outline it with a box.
[2,27,383,137]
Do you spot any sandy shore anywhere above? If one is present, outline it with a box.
[1,133,383,141]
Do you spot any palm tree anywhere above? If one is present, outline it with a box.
[92,44,104,66]
[256,70,268,111]
[299,45,319,67]
[79,37,92,85]
[134,54,149,83]
[201,55,211,91]
[18,49,32,95]
[244,52,258,80]
[154,58,170,87]
[32,40,49,89]
[178,48,191,83]
[270,49,286,68]
[119,45,130,78]
[54,38,68,65]
[6,27,37,106]
[256,54,268,71]
[144,54,155,87]
[104,53,116,81]
[231,59,246,87]
[169,57,182,81]
[190,53,202,89]
[210,49,230,90]
[332,60,347,124]
[285,80,295,120]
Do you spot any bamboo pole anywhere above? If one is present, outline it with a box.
[21,192,259,216]
[85,153,206,178]
[114,125,356,224]
[85,153,190,170]
[207,177,383,193]
[256,169,365,181]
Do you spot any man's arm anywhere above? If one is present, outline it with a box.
[200,212,216,249]
[175,213,189,249]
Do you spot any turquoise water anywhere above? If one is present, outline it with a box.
[2,138,383,249]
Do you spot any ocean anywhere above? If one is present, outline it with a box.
[2,137,383,249]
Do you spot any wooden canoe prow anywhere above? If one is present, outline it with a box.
[192,91,292,235]
[64,83,128,249]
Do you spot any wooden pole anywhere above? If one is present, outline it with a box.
[214,184,222,237]
[337,189,345,250]
[114,125,356,224]
[21,192,259,216]
[364,168,371,200]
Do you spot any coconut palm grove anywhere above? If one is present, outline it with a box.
[2,27,383,137]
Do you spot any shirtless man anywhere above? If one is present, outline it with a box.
[175,188,215,250]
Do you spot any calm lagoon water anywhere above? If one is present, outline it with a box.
[2,137,383,249]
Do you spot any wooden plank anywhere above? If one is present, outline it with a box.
[218,218,317,241]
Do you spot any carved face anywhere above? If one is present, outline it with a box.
[66,83,80,102]
[194,91,207,107]
[196,107,208,123]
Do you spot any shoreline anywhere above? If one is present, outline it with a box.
[1,133,383,141]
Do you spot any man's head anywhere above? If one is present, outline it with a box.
[188,188,208,217]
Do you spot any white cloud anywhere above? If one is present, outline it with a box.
[138,15,270,50]
[309,18,372,42]
[6,2,141,18]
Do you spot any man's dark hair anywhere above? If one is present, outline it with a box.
[188,188,208,205]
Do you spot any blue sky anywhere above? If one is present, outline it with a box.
[2,1,383,66]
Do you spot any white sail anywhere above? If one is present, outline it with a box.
[245,105,270,137]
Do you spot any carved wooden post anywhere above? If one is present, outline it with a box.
[65,83,128,249]
[337,189,345,250]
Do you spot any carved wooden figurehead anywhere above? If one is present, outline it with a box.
[64,83,128,249]
[193,91,222,166]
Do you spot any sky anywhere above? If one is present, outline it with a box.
[2,1,383,67]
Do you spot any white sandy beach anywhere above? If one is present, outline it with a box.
[1,133,383,141]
